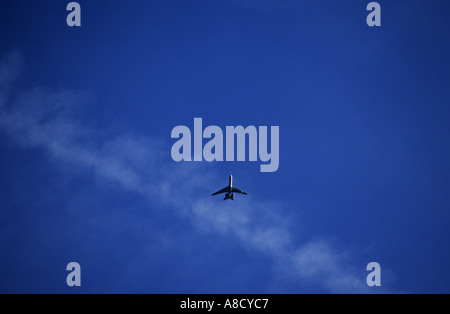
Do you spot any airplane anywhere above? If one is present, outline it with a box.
[212,175,248,200]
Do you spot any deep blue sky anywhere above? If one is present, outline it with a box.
[0,0,449,293]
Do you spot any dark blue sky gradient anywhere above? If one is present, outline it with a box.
[0,1,449,293]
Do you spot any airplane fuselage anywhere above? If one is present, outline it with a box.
[224,175,234,200]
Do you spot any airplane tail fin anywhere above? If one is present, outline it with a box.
[223,193,234,200]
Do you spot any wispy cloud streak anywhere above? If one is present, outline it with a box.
[0,52,379,293]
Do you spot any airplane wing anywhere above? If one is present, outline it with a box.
[212,186,232,196]
[231,187,248,195]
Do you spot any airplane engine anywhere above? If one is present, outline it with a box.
[230,193,235,200]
